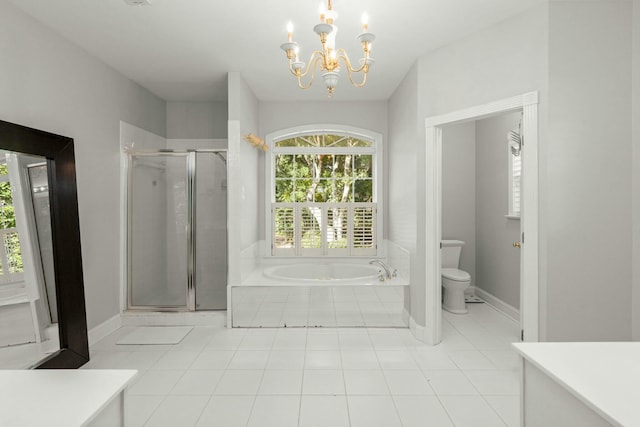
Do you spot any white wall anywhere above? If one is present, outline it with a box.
[398,0,634,342]
[388,63,421,321]
[475,112,521,309]
[258,101,389,138]
[227,72,260,284]
[441,122,476,281]
[420,4,548,335]
[166,101,228,139]
[546,1,632,341]
[633,0,640,341]
[0,1,166,329]
[389,4,548,329]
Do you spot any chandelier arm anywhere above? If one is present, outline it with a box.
[288,51,324,78]
[336,49,367,73]
[337,52,368,87]
[348,69,368,88]
[296,55,324,89]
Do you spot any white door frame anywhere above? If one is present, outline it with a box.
[424,91,539,345]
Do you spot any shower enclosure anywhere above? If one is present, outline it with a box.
[127,150,227,311]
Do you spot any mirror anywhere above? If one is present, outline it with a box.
[0,119,88,369]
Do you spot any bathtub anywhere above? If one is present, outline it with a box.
[263,263,382,283]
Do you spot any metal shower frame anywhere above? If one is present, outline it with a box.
[125,149,228,312]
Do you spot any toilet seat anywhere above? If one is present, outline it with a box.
[441,268,470,282]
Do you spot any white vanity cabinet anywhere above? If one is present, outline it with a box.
[514,343,640,427]
[0,369,137,426]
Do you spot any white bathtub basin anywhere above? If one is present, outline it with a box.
[263,263,382,282]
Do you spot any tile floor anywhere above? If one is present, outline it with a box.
[84,302,520,427]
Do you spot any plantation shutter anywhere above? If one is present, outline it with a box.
[351,204,376,256]
[273,205,296,256]
[509,149,521,217]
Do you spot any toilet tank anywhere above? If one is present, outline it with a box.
[441,240,465,268]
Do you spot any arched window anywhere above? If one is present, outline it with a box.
[266,126,382,257]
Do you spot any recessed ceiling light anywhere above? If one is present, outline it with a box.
[124,0,151,5]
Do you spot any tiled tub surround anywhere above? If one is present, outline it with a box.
[230,256,409,328]
[229,241,410,328]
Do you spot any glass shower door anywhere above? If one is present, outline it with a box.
[129,154,189,308]
[195,152,227,310]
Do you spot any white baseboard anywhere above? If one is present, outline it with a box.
[404,308,430,345]
[88,314,122,347]
[472,287,520,323]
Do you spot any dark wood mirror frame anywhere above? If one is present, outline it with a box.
[0,119,89,369]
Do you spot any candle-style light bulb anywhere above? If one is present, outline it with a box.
[361,13,369,32]
[287,21,293,41]
[318,3,326,22]
[294,46,300,61]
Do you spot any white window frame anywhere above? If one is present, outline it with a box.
[507,138,522,219]
[265,125,383,257]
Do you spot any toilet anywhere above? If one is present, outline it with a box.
[441,240,472,314]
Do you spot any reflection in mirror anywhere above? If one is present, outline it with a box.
[0,151,59,368]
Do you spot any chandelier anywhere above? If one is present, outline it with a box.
[280,0,375,96]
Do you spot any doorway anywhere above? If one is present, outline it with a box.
[441,111,522,325]
[126,150,228,311]
[425,92,539,344]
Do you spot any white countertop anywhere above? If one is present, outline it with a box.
[513,342,640,427]
[0,369,138,427]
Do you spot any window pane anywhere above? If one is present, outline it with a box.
[354,155,373,178]
[295,179,312,202]
[275,137,305,148]
[332,155,349,179]
[0,181,16,229]
[311,179,331,202]
[275,179,294,202]
[300,207,321,248]
[3,232,23,273]
[274,207,295,249]
[354,180,373,202]
[332,177,353,203]
[275,133,372,148]
[299,135,324,147]
[275,155,294,179]
[320,154,335,178]
[322,134,372,148]
[294,155,317,179]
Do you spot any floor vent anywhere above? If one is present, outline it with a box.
[465,295,484,304]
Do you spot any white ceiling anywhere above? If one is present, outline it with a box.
[9,0,544,102]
